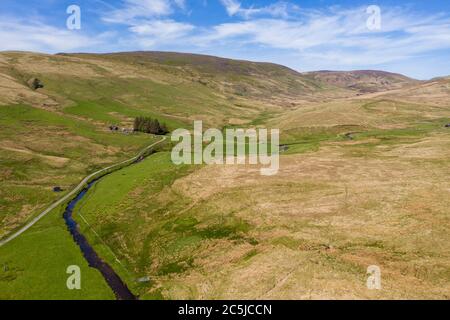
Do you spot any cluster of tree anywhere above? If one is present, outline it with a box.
[133,117,169,135]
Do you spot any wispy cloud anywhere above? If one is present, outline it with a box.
[0,16,109,52]
[1,1,450,78]
[99,2,450,71]
[101,0,193,47]
[128,19,194,47]
[219,0,296,19]
[173,0,186,10]
[194,5,450,66]
[103,0,185,23]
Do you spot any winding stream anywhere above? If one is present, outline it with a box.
[63,178,137,300]
[61,137,165,300]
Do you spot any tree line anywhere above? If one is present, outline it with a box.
[133,117,169,135]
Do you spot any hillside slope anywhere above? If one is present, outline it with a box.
[0,50,338,238]
[305,70,419,93]
[0,51,342,127]
[384,77,450,107]
[1,51,449,300]
[0,51,446,238]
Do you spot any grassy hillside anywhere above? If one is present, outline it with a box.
[0,50,350,238]
[0,51,449,299]
[0,203,114,300]
[84,51,332,102]
[0,50,334,299]
[61,100,450,299]
[0,103,159,238]
[305,70,419,93]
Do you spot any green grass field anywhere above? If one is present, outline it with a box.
[1,51,449,299]
[0,203,114,300]
[71,152,196,299]
[0,103,160,239]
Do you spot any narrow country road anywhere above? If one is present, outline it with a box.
[0,136,167,248]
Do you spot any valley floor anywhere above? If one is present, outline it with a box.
[71,126,450,299]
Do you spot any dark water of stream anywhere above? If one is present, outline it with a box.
[63,179,137,300]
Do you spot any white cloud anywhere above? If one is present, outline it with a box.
[194,6,450,66]
[219,0,293,19]
[103,3,450,70]
[123,20,196,48]
[3,1,450,78]
[0,17,108,52]
[174,0,186,10]
[220,0,241,16]
[130,19,194,36]
[104,0,186,23]
[102,0,194,48]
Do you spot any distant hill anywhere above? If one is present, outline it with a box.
[379,76,450,107]
[0,51,437,128]
[0,51,352,128]
[430,75,450,81]
[304,70,420,93]
[60,51,331,102]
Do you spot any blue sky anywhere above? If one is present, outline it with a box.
[1,0,450,79]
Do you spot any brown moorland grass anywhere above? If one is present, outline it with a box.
[72,122,450,299]
[150,131,450,299]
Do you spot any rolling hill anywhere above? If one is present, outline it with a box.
[0,51,337,122]
[305,70,420,93]
[0,50,343,240]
